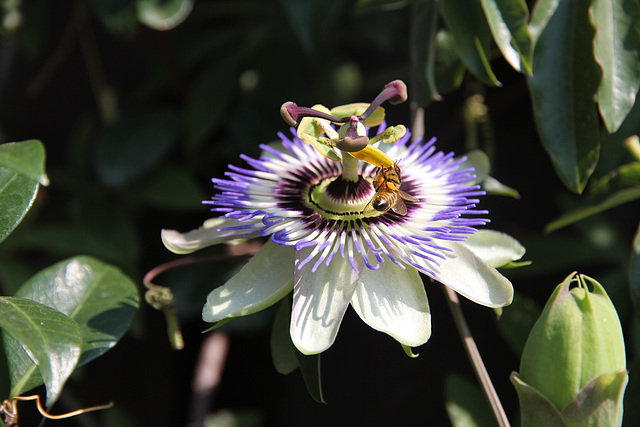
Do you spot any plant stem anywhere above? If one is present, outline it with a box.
[341,152,360,182]
[443,285,511,427]
[188,332,229,427]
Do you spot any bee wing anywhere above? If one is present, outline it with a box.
[391,197,408,216]
[363,197,377,215]
[398,190,419,202]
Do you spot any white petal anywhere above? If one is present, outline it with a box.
[162,217,261,254]
[463,230,525,268]
[431,241,514,307]
[351,258,431,347]
[290,247,363,355]
[202,240,294,323]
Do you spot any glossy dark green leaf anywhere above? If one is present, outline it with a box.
[630,223,640,316]
[434,29,466,94]
[0,140,48,186]
[511,372,568,427]
[527,0,601,193]
[0,140,48,245]
[3,256,139,405]
[270,296,298,375]
[440,0,501,86]
[546,186,640,232]
[480,0,533,74]
[0,297,82,406]
[561,371,627,427]
[93,108,178,188]
[16,256,139,365]
[410,0,441,105]
[445,373,495,427]
[529,0,561,45]
[136,0,193,30]
[591,0,640,133]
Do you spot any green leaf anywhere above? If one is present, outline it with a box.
[3,257,138,405]
[270,296,299,375]
[136,0,193,30]
[561,371,628,427]
[630,223,640,316]
[0,140,48,245]
[511,372,568,427]
[529,0,560,46]
[0,140,48,186]
[296,351,324,403]
[545,186,640,232]
[482,176,521,198]
[0,297,82,406]
[14,255,140,366]
[445,373,495,427]
[410,0,441,105]
[434,29,466,94]
[440,0,501,86]
[480,0,533,74]
[527,0,601,193]
[591,162,640,195]
[93,108,178,188]
[591,0,640,133]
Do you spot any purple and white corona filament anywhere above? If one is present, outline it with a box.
[209,129,485,278]
[162,82,518,355]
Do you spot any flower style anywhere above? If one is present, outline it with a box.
[162,81,519,355]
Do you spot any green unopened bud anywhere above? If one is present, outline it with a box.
[511,272,627,427]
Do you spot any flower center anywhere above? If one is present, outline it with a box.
[307,175,377,220]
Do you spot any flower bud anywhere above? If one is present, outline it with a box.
[512,272,627,426]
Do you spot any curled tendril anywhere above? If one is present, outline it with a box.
[1,395,114,427]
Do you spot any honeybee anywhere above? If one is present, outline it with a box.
[364,162,419,216]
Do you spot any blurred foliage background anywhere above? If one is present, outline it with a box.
[0,0,639,425]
